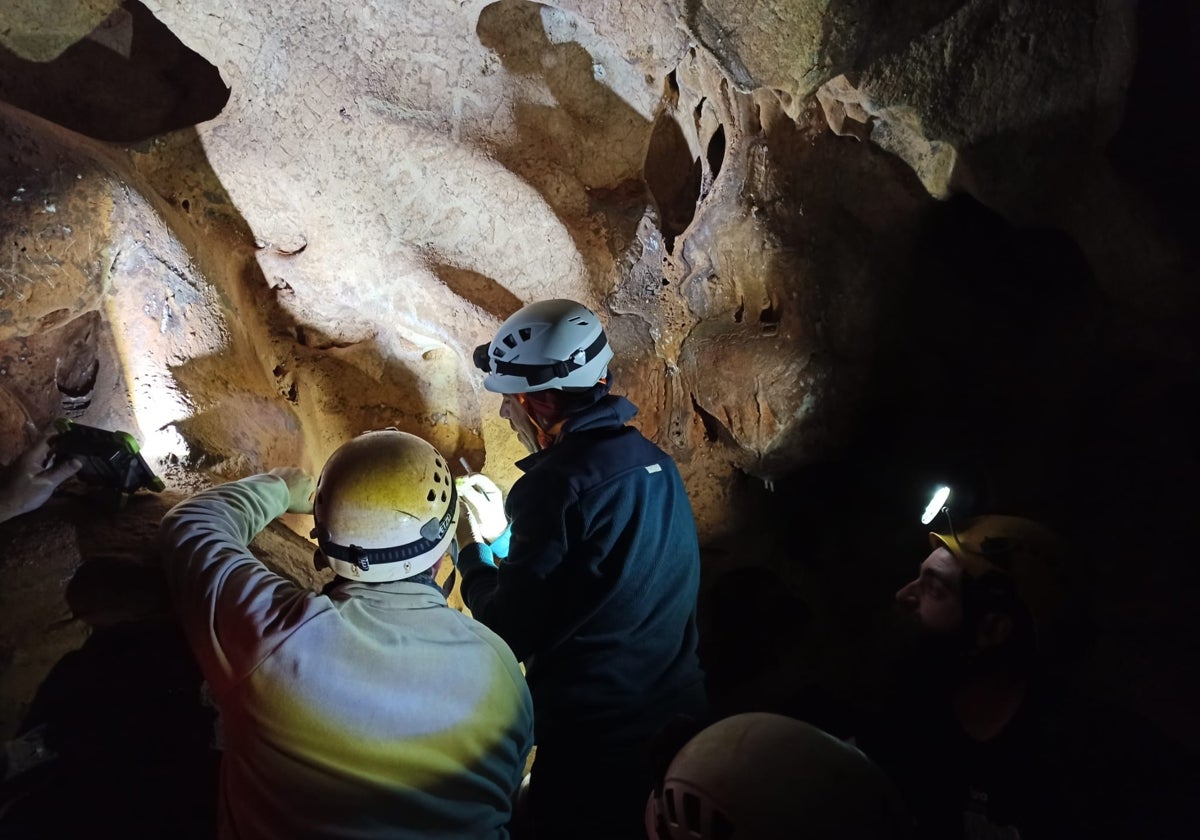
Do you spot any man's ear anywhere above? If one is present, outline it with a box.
[976,611,1014,650]
[428,554,445,579]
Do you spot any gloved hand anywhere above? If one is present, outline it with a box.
[0,431,82,524]
[269,467,316,514]
[456,473,508,543]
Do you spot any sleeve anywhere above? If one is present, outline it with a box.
[459,472,577,662]
[489,522,512,560]
[158,474,329,700]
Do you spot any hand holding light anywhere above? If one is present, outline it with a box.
[0,431,82,524]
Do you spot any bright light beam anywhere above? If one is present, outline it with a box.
[921,486,951,525]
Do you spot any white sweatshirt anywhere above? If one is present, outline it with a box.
[158,474,534,839]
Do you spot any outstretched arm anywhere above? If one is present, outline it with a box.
[158,470,325,700]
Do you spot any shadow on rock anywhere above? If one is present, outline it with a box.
[0,0,229,143]
[0,619,218,837]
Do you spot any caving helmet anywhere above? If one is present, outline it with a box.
[646,713,910,840]
[473,299,613,394]
[929,514,1070,649]
[310,430,458,582]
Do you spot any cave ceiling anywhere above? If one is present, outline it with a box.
[0,0,1176,544]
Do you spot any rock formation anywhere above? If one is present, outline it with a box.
[1,2,1196,828]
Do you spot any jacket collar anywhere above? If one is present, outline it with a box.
[516,395,638,471]
[326,578,448,609]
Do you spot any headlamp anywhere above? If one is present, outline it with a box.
[471,332,609,387]
[921,486,951,525]
[921,484,961,543]
[472,343,492,373]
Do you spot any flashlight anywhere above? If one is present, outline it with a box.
[472,343,492,373]
[921,486,951,525]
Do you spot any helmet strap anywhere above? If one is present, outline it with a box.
[438,539,460,597]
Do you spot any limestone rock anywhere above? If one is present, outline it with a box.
[685,1,1136,205]
[0,0,1180,538]
[0,107,119,344]
[2,0,946,536]
[0,0,122,62]
[0,2,229,143]
[816,74,957,198]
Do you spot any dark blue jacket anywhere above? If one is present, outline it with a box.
[459,395,706,744]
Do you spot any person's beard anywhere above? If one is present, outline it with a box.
[883,607,974,697]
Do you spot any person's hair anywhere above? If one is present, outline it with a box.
[405,568,438,589]
[523,378,612,425]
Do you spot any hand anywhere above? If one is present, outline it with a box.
[456,504,481,549]
[0,431,82,524]
[269,467,316,514]
[456,473,507,542]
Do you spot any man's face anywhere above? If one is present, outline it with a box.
[895,546,965,634]
[499,393,542,454]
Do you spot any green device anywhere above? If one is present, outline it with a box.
[51,418,165,495]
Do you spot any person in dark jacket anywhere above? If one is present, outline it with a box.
[458,299,707,839]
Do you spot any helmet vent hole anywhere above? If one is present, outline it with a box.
[441,491,447,502]
[518,327,532,341]
[503,334,517,348]
[434,472,442,484]
[711,810,734,840]
[682,793,701,832]
[664,790,678,825]
[435,458,443,468]
[427,489,436,502]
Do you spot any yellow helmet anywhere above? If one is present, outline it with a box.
[929,514,1069,639]
[311,430,458,582]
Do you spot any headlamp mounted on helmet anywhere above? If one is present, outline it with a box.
[474,299,614,393]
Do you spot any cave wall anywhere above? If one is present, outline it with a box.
[1,0,1197,823]
[4,0,1185,528]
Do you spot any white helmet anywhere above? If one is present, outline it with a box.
[473,299,613,394]
[311,430,458,583]
[646,713,910,840]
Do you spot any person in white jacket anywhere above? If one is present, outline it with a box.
[158,430,534,839]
